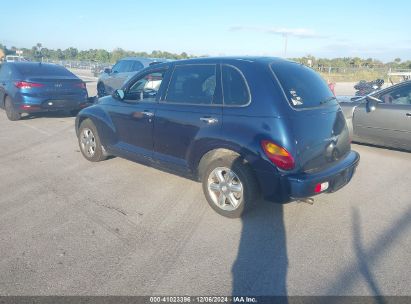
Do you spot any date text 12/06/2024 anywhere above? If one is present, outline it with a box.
[149,296,257,303]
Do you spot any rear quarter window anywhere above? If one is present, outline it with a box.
[222,65,250,106]
[271,62,336,109]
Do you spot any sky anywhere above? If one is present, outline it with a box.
[1,0,410,61]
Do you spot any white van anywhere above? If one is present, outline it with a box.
[5,55,27,62]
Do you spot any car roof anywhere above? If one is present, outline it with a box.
[392,80,411,86]
[168,56,290,65]
[119,57,156,64]
[6,62,62,68]
[136,56,295,74]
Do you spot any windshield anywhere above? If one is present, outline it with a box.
[271,62,337,109]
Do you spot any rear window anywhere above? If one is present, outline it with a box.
[271,62,336,109]
[14,64,74,77]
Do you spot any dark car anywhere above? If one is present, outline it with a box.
[339,80,411,151]
[75,57,360,217]
[97,57,156,97]
[0,62,88,121]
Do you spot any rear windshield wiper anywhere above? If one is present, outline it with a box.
[320,96,336,105]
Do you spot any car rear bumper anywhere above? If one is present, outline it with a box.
[16,96,89,113]
[286,150,360,199]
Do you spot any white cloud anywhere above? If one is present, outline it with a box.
[229,26,325,39]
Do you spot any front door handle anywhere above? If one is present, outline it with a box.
[200,117,218,124]
[406,113,411,117]
[142,110,154,117]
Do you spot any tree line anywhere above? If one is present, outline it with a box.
[290,55,411,70]
[0,43,195,63]
[1,43,411,69]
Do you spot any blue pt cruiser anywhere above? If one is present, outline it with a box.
[75,57,360,217]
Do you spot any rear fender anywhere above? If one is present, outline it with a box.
[188,137,276,180]
[190,140,252,179]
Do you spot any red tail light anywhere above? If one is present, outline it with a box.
[19,104,41,110]
[15,81,44,89]
[261,140,295,170]
[74,82,86,89]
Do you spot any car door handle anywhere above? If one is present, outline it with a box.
[142,111,154,117]
[200,117,218,124]
[406,113,411,117]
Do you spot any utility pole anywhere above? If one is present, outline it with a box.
[283,33,288,58]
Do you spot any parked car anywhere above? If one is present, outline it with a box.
[97,57,156,97]
[0,62,88,121]
[5,55,28,62]
[339,80,411,151]
[76,57,360,217]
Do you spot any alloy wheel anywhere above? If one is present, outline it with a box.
[207,167,244,211]
[80,128,97,157]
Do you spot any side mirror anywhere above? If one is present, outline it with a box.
[104,68,112,74]
[366,95,381,112]
[113,89,125,100]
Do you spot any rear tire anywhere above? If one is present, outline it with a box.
[78,119,106,162]
[5,96,21,121]
[202,154,258,218]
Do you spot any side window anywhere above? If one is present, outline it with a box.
[222,65,250,106]
[126,70,166,102]
[131,61,144,72]
[112,61,125,73]
[380,85,411,105]
[165,65,216,105]
[122,61,136,73]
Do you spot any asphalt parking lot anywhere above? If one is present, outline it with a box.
[0,107,410,296]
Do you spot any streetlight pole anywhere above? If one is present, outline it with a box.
[283,33,288,58]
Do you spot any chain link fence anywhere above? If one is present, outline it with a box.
[41,58,111,77]
[39,58,411,82]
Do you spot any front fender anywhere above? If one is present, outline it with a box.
[75,105,116,149]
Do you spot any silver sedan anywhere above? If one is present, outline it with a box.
[339,81,411,151]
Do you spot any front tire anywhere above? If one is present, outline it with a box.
[202,155,258,218]
[78,119,106,162]
[5,97,21,121]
